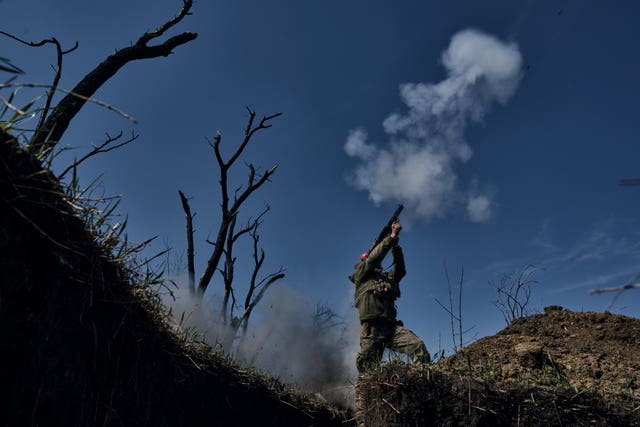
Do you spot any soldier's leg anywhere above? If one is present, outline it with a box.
[390,323,430,364]
[356,321,385,373]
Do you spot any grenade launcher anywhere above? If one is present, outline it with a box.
[367,204,404,255]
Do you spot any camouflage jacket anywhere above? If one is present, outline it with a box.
[352,236,406,322]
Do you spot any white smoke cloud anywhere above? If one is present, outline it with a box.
[345,29,522,222]
[161,277,359,407]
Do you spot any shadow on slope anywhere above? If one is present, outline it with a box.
[0,130,352,426]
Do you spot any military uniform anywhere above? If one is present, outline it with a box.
[352,235,429,373]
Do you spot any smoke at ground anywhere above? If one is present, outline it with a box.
[161,276,360,406]
[344,28,523,222]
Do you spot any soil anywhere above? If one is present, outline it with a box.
[440,305,640,398]
[356,306,640,426]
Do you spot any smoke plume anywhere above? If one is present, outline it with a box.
[345,29,523,222]
[162,277,359,406]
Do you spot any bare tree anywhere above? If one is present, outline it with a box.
[435,259,474,352]
[312,303,344,333]
[176,109,284,353]
[490,264,539,325]
[180,109,282,297]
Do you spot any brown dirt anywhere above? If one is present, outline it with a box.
[357,306,640,426]
[440,305,640,398]
[0,130,352,426]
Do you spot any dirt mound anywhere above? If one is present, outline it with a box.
[440,305,640,398]
[0,130,351,426]
[357,306,640,426]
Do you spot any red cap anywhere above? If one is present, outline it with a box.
[360,252,368,261]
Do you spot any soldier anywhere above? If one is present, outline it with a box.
[351,221,429,373]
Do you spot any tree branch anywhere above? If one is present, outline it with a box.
[196,112,280,295]
[58,132,138,180]
[238,271,285,339]
[220,215,238,323]
[29,0,197,150]
[226,109,282,169]
[219,206,270,324]
[0,33,79,134]
[178,190,195,294]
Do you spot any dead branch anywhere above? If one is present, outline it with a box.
[220,215,238,324]
[227,109,283,168]
[436,259,469,353]
[178,190,195,294]
[245,225,266,313]
[490,264,539,325]
[58,132,138,180]
[238,271,285,338]
[28,0,196,150]
[196,109,280,295]
[0,32,78,133]
[220,206,270,324]
[444,259,458,352]
[237,219,285,338]
[312,304,344,332]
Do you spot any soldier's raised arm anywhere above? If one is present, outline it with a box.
[351,235,397,284]
[352,221,403,284]
[388,244,406,283]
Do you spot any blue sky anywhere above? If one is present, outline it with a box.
[3,0,640,357]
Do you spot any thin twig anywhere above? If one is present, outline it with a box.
[0,31,79,128]
[444,258,458,352]
[197,112,281,294]
[28,0,196,150]
[382,398,401,414]
[58,132,138,180]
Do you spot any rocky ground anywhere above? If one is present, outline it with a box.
[440,305,640,398]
